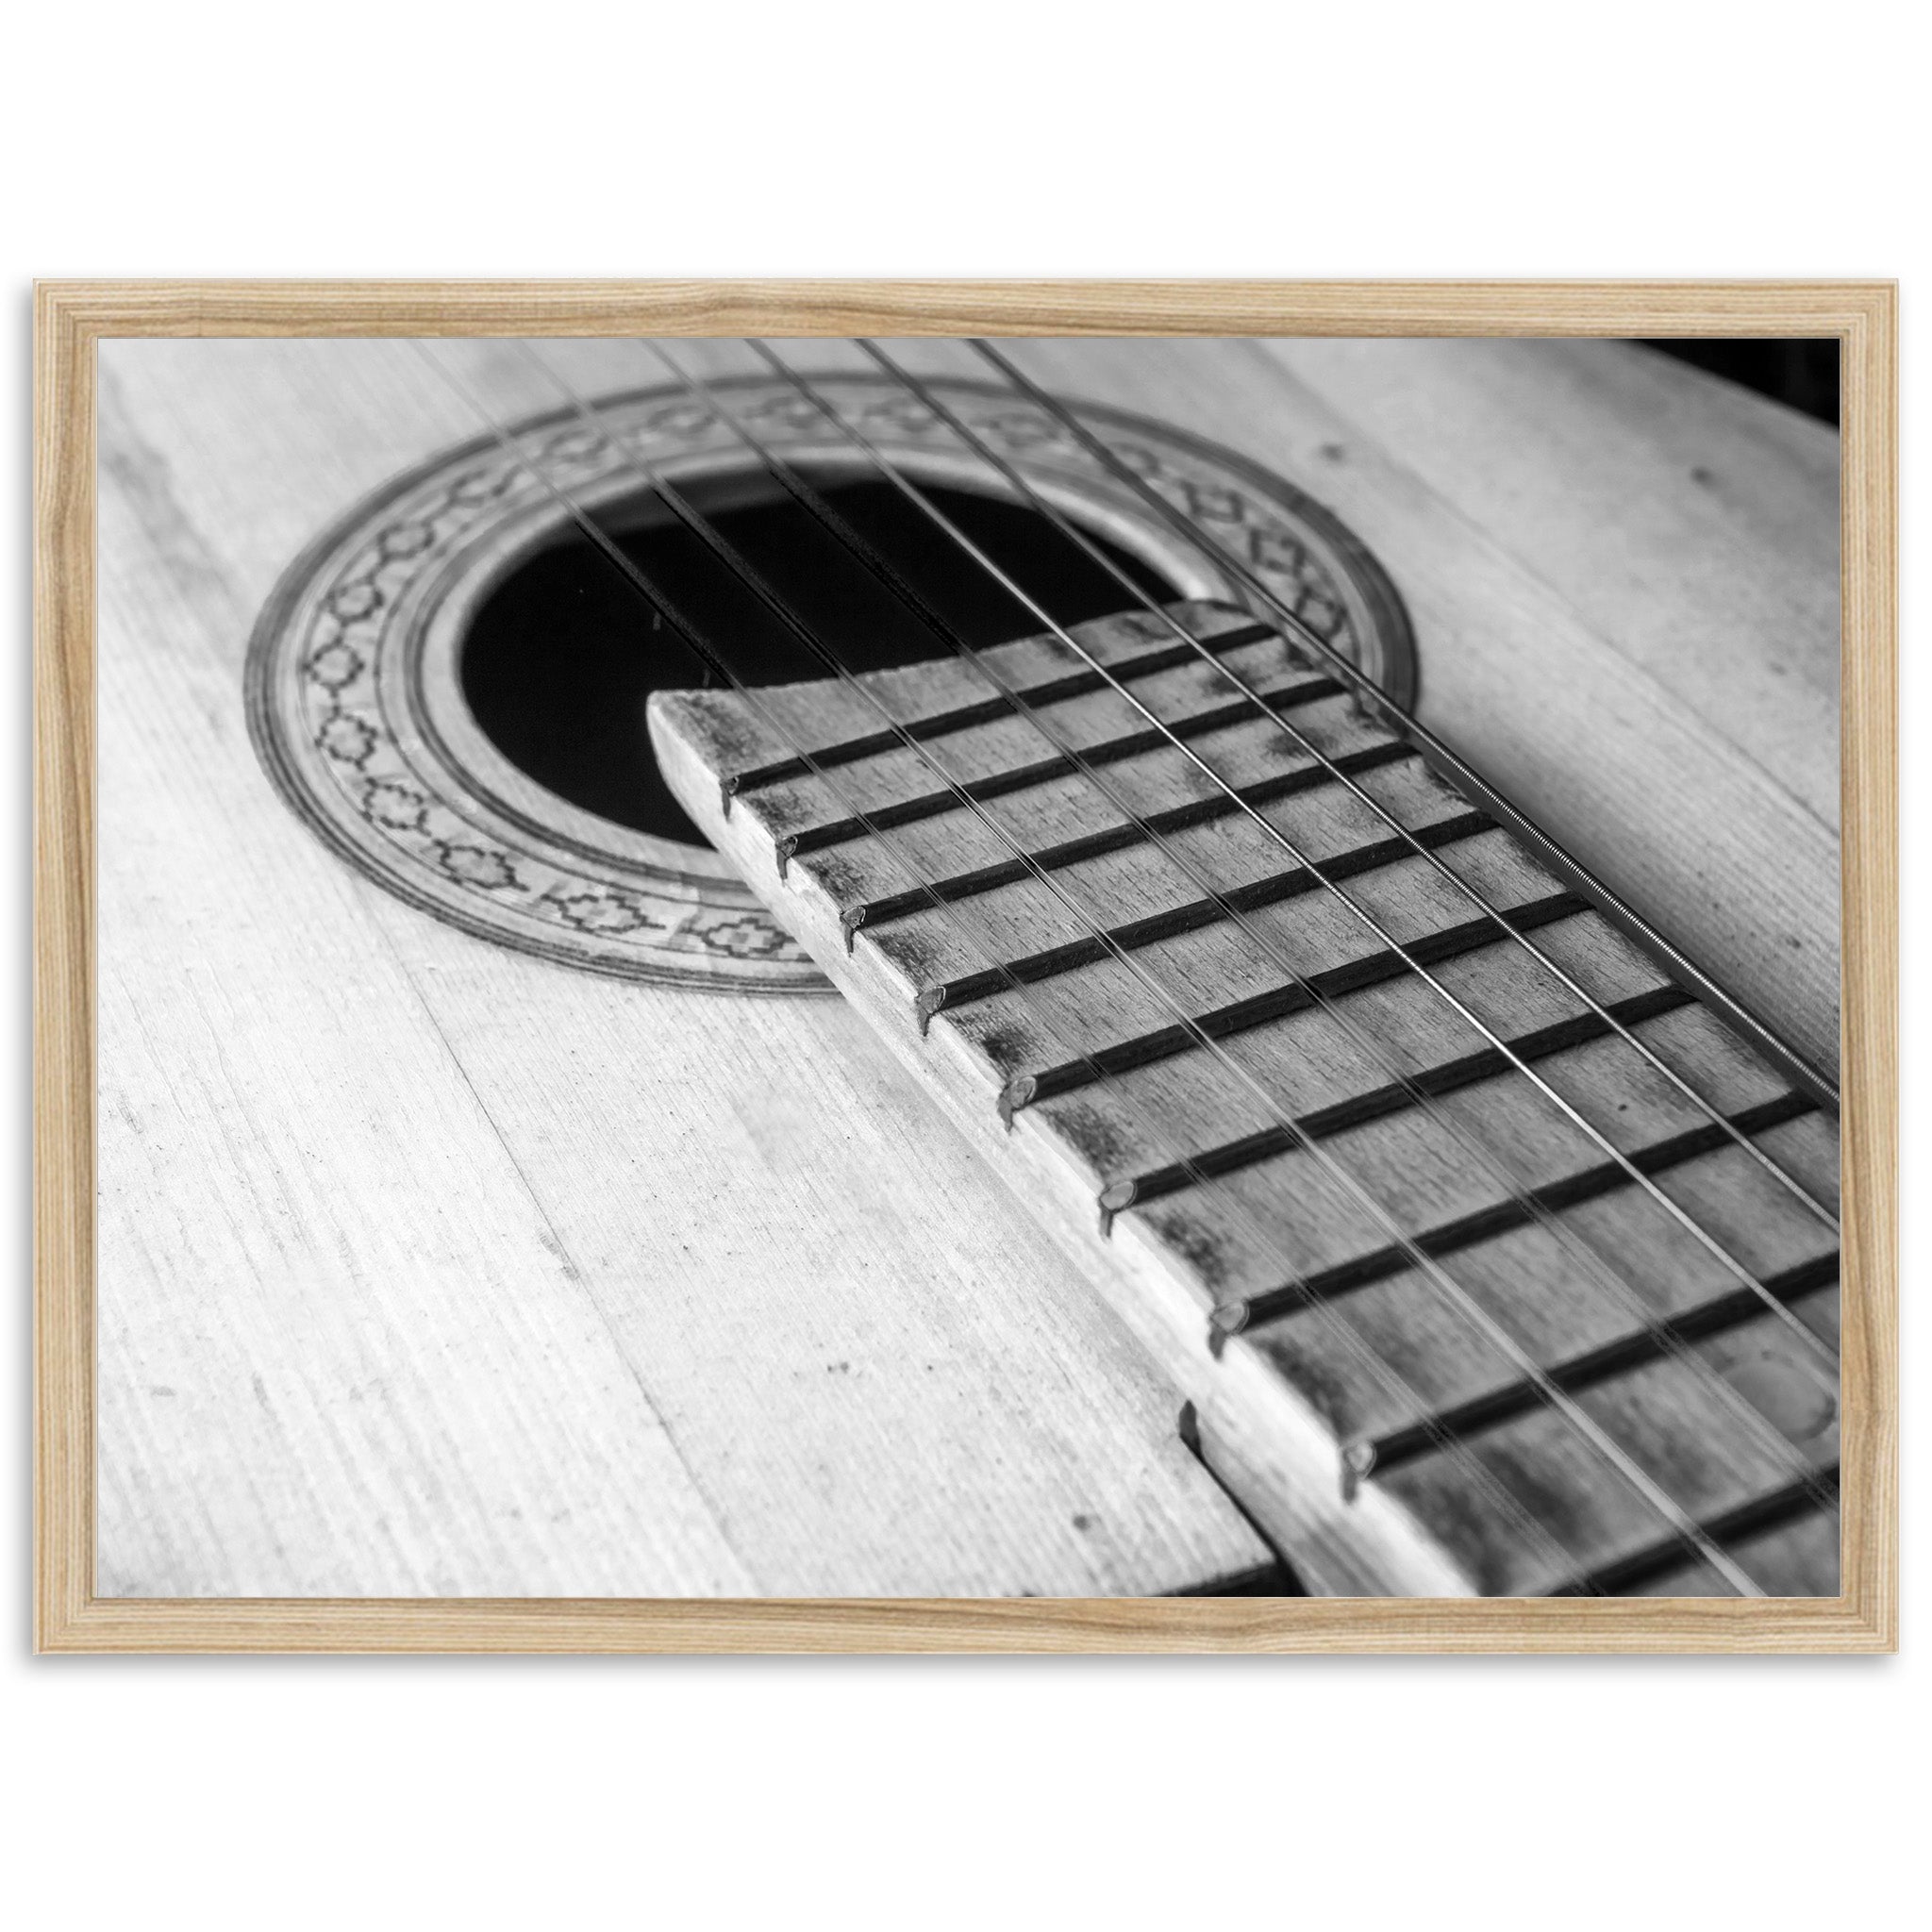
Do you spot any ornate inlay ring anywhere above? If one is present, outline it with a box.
[246,375,1415,994]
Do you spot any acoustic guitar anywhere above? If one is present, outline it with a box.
[95,333,1840,1598]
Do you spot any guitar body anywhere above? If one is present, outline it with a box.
[94,335,1839,1596]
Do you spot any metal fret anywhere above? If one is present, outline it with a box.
[1362,1254,1840,1475]
[986,893,1591,1101]
[728,618,1280,793]
[877,808,1493,993]
[845,750,1441,933]
[1102,982,1695,1222]
[1551,1466,1839,1597]
[775,670,1347,865]
[1237,1091,1818,1327]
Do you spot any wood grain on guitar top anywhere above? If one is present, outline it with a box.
[94,339,1273,1597]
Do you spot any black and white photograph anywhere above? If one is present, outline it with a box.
[10,2,1922,1921]
[90,329,1847,1603]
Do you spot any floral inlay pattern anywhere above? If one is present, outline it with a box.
[247,377,1406,994]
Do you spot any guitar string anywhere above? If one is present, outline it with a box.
[510,341,1778,1597]
[966,336,1845,1177]
[645,337,1841,1457]
[633,339,1840,1511]
[497,341,1788,1596]
[413,340,1636,1598]
[753,339,1847,1409]
[824,340,1841,1366]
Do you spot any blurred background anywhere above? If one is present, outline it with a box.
[1645,340,1840,424]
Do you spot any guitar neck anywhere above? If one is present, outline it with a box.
[650,601,1840,1597]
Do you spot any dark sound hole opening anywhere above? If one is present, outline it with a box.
[459,471,1179,844]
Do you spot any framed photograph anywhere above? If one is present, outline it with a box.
[33,280,1896,1652]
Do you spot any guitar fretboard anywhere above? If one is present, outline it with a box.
[652,602,1840,1597]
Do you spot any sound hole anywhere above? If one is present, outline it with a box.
[460,473,1178,845]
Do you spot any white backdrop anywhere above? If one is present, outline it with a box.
[4,6,1920,1926]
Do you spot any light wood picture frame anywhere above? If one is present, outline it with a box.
[34,279,1897,1653]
